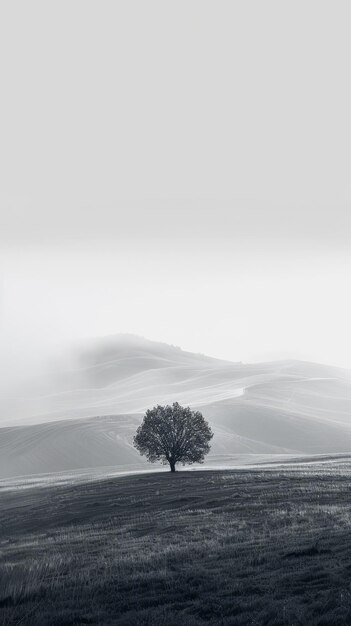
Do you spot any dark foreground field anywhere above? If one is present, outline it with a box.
[1,465,351,625]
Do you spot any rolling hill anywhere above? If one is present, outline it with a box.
[1,335,351,478]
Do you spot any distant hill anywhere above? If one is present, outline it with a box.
[1,335,351,478]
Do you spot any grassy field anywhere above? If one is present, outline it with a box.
[1,465,351,625]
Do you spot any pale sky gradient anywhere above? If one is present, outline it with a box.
[1,1,351,388]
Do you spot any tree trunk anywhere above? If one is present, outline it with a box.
[169,460,176,472]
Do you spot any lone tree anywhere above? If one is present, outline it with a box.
[133,402,213,472]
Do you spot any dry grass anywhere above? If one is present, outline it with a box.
[1,466,351,624]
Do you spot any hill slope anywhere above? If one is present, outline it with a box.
[1,335,351,478]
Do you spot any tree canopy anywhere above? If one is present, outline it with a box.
[133,402,213,472]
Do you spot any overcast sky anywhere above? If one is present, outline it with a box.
[1,1,351,383]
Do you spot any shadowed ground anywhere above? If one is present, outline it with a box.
[1,465,351,624]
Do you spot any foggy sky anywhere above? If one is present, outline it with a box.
[1,1,351,384]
